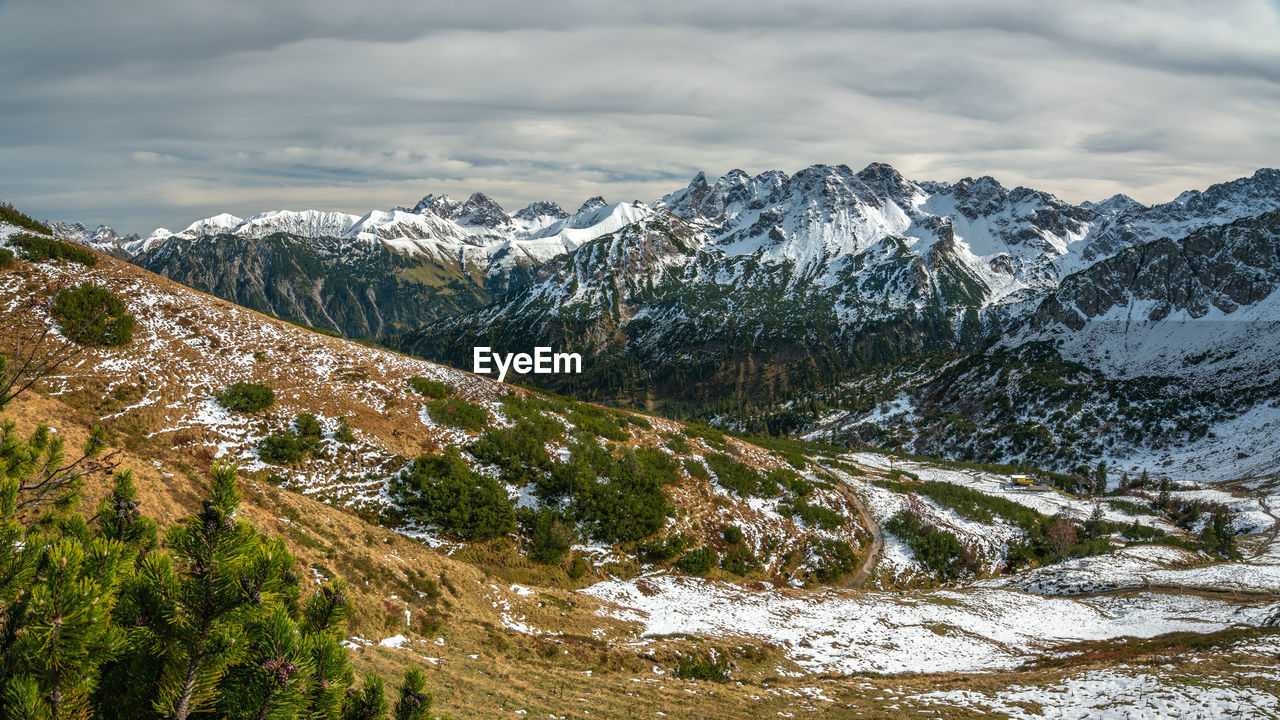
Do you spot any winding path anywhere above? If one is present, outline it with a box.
[815,463,883,589]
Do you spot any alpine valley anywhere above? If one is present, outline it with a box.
[68,163,1280,481]
[4,162,1280,718]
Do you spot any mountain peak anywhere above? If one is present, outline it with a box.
[457,192,509,229]
[514,201,568,222]
[577,196,608,214]
[412,193,462,219]
[1082,193,1145,214]
[855,161,903,181]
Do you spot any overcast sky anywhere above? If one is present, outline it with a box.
[1,0,1278,235]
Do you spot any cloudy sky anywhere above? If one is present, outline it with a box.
[1,0,1278,235]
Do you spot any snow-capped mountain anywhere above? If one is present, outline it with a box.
[1027,209,1280,388]
[125,191,647,337]
[803,209,1280,477]
[658,164,1280,314]
[48,221,141,258]
[394,165,1280,458]
[69,163,1280,428]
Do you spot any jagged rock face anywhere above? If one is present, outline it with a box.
[66,164,1280,409]
[48,221,140,259]
[122,192,651,337]
[457,192,510,229]
[576,196,608,214]
[514,201,568,222]
[400,165,1280,416]
[1035,210,1280,329]
[412,193,463,219]
[135,233,490,338]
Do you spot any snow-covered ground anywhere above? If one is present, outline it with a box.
[583,575,1279,675]
[908,668,1279,719]
[586,452,1280,679]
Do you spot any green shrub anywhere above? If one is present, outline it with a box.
[390,448,515,540]
[0,202,51,233]
[0,247,13,268]
[425,397,489,430]
[9,232,96,265]
[674,655,730,683]
[568,404,628,442]
[638,534,685,562]
[874,478,1044,533]
[257,431,307,464]
[334,416,356,443]
[50,283,134,346]
[294,413,322,441]
[216,382,275,413]
[617,412,652,430]
[885,511,972,581]
[682,458,710,481]
[1107,498,1157,516]
[675,547,717,575]
[408,376,452,399]
[704,453,777,498]
[562,445,679,543]
[721,525,744,545]
[783,473,814,498]
[518,508,575,564]
[257,414,323,464]
[470,409,563,484]
[780,498,845,530]
[720,546,761,576]
[665,433,692,454]
[684,423,725,449]
[809,537,858,584]
[567,555,589,579]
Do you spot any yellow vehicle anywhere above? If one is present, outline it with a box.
[1011,475,1035,486]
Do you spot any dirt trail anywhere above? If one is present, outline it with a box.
[815,463,883,589]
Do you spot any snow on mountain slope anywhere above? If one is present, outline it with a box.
[1028,210,1280,387]
[658,164,1280,316]
[48,221,141,257]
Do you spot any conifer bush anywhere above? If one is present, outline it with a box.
[0,202,51,234]
[51,283,135,346]
[217,381,276,413]
[408,376,452,399]
[9,232,96,265]
[0,457,441,720]
[424,397,489,431]
[391,448,515,540]
[674,547,717,575]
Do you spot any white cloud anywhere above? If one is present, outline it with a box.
[0,1,1276,233]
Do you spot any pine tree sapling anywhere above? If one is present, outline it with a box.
[145,462,300,720]
[341,674,386,720]
[8,537,128,718]
[96,470,158,559]
[299,581,354,720]
[1,419,118,513]
[1157,477,1172,510]
[393,667,432,720]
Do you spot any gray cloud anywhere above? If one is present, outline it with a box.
[0,0,1277,233]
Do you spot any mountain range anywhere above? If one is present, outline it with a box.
[51,164,1280,473]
